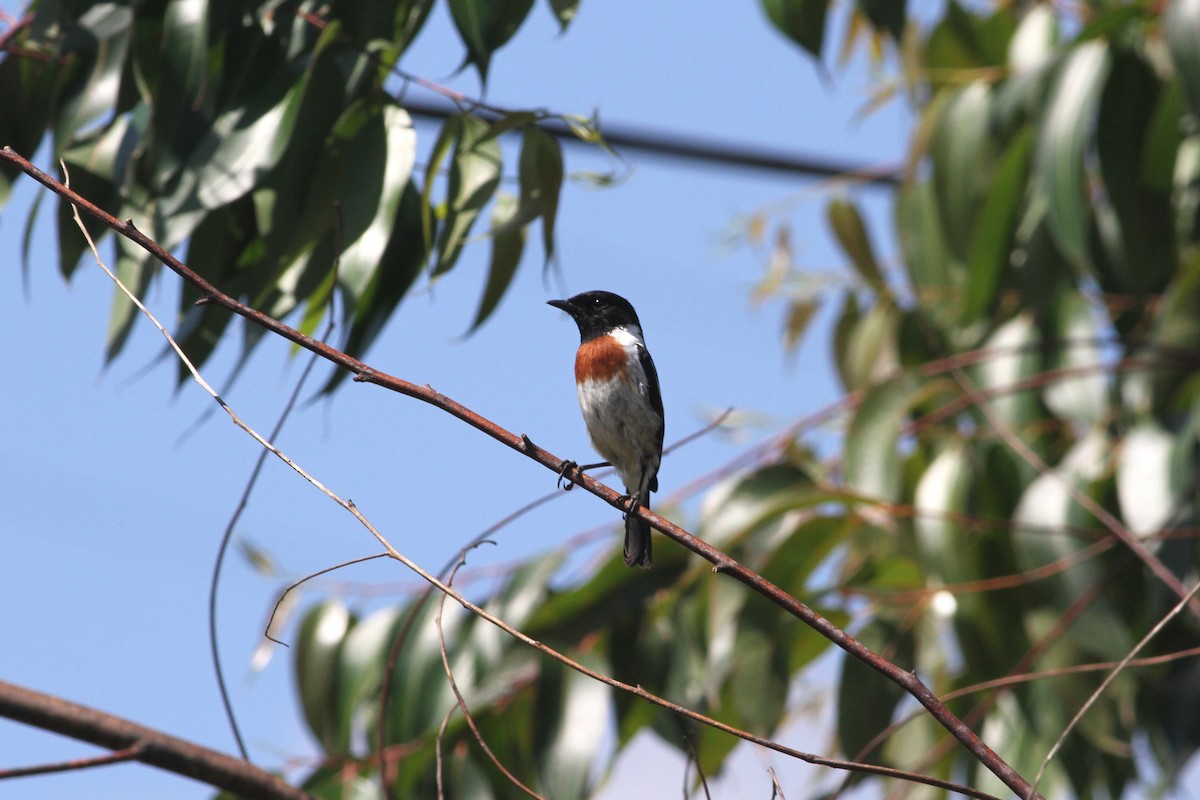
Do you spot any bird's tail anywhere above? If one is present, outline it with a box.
[623,491,652,568]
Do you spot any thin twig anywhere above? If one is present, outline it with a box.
[1028,576,1200,797]
[435,542,544,799]
[0,742,147,779]
[264,553,390,645]
[683,733,712,800]
[768,766,787,800]
[207,320,335,759]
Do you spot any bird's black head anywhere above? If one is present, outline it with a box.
[548,291,643,342]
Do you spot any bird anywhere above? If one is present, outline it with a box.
[548,290,665,568]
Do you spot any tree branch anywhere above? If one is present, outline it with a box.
[0,680,313,800]
[0,145,1041,800]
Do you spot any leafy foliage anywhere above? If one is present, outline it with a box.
[0,0,572,379]
[750,2,1200,796]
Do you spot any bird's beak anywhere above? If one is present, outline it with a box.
[547,298,573,314]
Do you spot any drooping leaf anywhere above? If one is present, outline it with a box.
[827,196,884,289]
[836,620,913,761]
[783,295,821,351]
[547,0,581,32]
[518,126,564,266]
[337,102,417,309]
[760,0,828,60]
[964,127,1033,324]
[467,192,525,332]
[913,437,975,581]
[336,607,405,751]
[1096,47,1177,297]
[104,234,155,362]
[857,0,905,41]
[1033,40,1111,269]
[294,598,352,752]
[448,0,536,83]
[1165,0,1200,121]
[53,4,133,148]
[433,114,502,277]
[970,312,1042,429]
[1042,291,1107,425]
[895,179,951,310]
[1116,419,1179,537]
[844,373,925,502]
[535,652,610,800]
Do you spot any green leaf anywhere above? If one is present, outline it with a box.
[1013,429,1133,661]
[857,0,905,41]
[913,437,975,581]
[336,607,405,751]
[1042,291,1107,425]
[970,312,1041,428]
[827,197,883,289]
[382,596,458,745]
[837,620,913,760]
[699,464,842,549]
[842,298,899,390]
[1165,0,1200,121]
[1096,47,1177,296]
[783,295,821,351]
[931,81,994,259]
[760,0,828,60]
[155,56,320,244]
[844,373,926,502]
[0,36,58,193]
[467,192,525,332]
[1117,420,1178,537]
[294,598,352,752]
[832,292,861,393]
[536,653,610,799]
[433,114,502,277]
[759,516,846,601]
[448,0,535,83]
[964,127,1033,323]
[896,179,951,306]
[323,179,429,392]
[161,0,209,102]
[53,5,132,149]
[421,115,462,256]
[104,235,154,362]
[518,126,564,265]
[546,0,580,32]
[728,622,788,734]
[1034,40,1111,268]
[338,103,417,305]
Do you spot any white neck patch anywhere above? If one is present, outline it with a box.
[610,325,644,347]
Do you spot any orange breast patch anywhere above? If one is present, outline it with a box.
[575,336,628,383]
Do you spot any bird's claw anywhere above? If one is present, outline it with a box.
[557,460,578,491]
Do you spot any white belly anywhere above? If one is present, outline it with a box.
[577,377,661,492]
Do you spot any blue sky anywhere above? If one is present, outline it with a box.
[0,2,919,797]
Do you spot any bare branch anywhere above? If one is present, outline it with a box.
[0,681,313,800]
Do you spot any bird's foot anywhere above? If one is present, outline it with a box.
[556,461,579,491]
